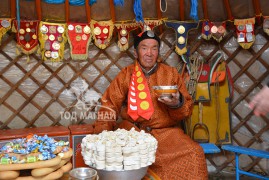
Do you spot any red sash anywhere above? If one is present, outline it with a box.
[127,62,154,121]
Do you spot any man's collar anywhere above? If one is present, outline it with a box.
[138,62,158,77]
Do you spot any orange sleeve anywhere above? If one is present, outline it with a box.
[167,68,194,121]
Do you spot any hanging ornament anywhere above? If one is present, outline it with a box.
[234,17,255,49]
[165,20,198,55]
[115,22,139,51]
[12,20,39,57]
[201,21,227,42]
[90,19,114,49]
[67,22,91,60]
[0,18,12,45]
[201,20,212,40]
[38,21,67,61]
[211,21,227,42]
[139,19,163,31]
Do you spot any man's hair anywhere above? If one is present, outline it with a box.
[134,30,161,49]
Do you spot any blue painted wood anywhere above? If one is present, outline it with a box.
[200,143,221,154]
[222,145,269,158]
[222,145,269,180]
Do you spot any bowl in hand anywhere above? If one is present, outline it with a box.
[152,85,178,98]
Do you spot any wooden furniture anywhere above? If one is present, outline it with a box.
[222,145,269,180]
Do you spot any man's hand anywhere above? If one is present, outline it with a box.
[249,86,269,116]
[158,91,180,107]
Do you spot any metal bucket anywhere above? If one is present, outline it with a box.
[69,167,98,180]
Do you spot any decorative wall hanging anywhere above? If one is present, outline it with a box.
[12,20,39,57]
[140,19,163,31]
[234,17,255,49]
[67,23,91,60]
[201,20,212,40]
[263,16,269,36]
[115,22,139,51]
[201,21,227,42]
[90,20,114,49]
[38,21,67,61]
[165,21,198,55]
[0,18,12,45]
[211,21,227,42]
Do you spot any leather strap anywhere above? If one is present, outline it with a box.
[85,0,91,24]
[225,62,234,100]
[202,0,208,20]
[65,0,70,22]
[179,0,185,21]
[223,0,233,21]
[11,0,16,19]
[35,0,42,21]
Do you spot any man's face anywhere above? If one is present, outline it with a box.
[135,39,159,71]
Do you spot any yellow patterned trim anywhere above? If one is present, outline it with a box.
[16,44,39,55]
[264,28,269,36]
[234,17,255,25]
[114,22,138,29]
[201,34,211,40]
[0,19,12,45]
[175,46,187,55]
[117,41,129,51]
[238,36,255,49]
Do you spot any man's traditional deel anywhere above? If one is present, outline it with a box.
[127,62,154,121]
[67,23,91,60]
[12,20,39,56]
[165,21,198,55]
[115,22,139,51]
[38,21,67,61]
[90,20,114,49]
[234,17,255,49]
[0,18,12,45]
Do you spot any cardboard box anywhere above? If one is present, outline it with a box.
[68,124,94,168]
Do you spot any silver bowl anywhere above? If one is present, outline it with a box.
[152,85,178,98]
[152,85,178,90]
[69,167,98,180]
[93,166,148,180]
